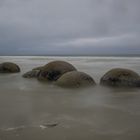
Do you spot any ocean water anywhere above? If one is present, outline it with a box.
[0,56,140,140]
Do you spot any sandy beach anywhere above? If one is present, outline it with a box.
[0,56,140,140]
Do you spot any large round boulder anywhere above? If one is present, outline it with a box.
[0,62,20,73]
[23,66,43,78]
[38,61,77,81]
[100,68,140,87]
[56,71,96,88]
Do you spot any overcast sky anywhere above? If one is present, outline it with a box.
[0,0,140,55]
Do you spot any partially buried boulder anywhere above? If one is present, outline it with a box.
[38,61,77,81]
[23,66,43,78]
[100,68,140,87]
[0,62,20,73]
[56,71,96,88]
[22,70,41,78]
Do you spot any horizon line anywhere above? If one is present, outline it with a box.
[0,54,140,57]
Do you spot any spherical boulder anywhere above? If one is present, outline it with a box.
[38,61,77,81]
[0,62,20,73]
[56,71,96,88]
[100,68,140,87]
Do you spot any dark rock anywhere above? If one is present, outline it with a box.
[38,61,77,81]
[100,68,140,87]
[0,62,20,73]
[56,71,96,88]
[23,66,44,78]
[22,70,41,78]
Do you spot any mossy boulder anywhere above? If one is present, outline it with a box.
[56,71,96,88]
[100,68,140,87]
[0,62,20,73]
[38,61,77,81]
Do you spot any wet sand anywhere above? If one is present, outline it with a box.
[0,56,140,140]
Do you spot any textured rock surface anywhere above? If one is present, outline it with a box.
[38,61,77,81]
[0,62,20,73]
[56,71,96,88]
[100,68,140,87]
[22,70,41,78]
[23,66,44,78]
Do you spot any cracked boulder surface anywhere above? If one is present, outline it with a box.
[22,66,44,78]
[38,61,77,81]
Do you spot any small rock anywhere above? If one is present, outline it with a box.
[0,62,20,73]
[22,70,41,78]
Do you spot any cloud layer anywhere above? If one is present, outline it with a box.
[0,0,140,55]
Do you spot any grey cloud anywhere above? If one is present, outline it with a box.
[0,0,140,55]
